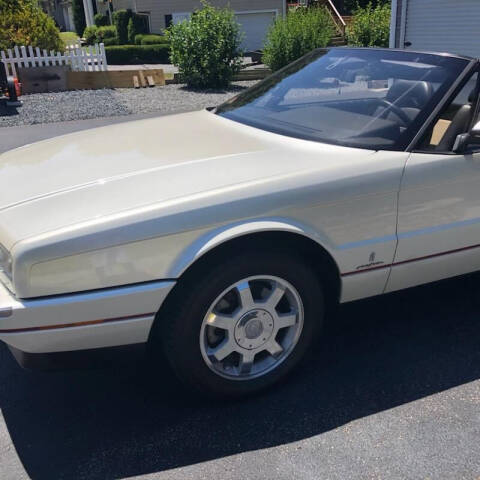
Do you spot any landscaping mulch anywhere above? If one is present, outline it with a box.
[0,81,258,128]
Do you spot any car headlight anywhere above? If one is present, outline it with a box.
[0,244,12,279]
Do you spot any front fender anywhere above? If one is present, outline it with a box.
[15,217,336,298]
[167,217,337,278]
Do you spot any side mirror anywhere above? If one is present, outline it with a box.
[453,121,480,153]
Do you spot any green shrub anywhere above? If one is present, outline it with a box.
[97,25,117,42]
[262,7,334,71]
[59,31,79,46]
[104,44,171,64]
[82,25,98,45]
[167,1,243,89]
[135,34,168,45]
[346,2,391,47]
[72,0,86,36]
[0,0,65,51]
[113,9,130,44]
[94,13,109,27]
[84,25,117,45]
[102,37,118,46]
[127,14,146,44]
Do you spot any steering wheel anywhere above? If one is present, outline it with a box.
[376,99,411,125]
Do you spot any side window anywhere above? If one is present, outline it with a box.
[420,72,478,151]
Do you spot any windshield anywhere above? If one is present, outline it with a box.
[216,48,470,150]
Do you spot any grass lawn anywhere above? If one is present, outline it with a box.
[60,31,80,46]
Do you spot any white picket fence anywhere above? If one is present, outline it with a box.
[1,43,107,77]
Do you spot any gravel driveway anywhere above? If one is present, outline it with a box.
[0,82,257,128]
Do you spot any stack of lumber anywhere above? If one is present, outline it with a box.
[67,69,165,90]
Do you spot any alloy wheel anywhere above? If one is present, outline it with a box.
[199,275,304,380]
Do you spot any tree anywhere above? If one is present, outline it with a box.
[72,0,86,37]
[0,0,64,52]
[167,1,243,89]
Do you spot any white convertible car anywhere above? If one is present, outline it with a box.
[1,47,480,396]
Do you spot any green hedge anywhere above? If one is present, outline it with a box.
[127,14,146,43]
[104,44,171,64]
[97,25,117,42]
[103,37,118,46]
[94,13,109,27]
[113,10,129,44]
[83,25,118,45]
[83,25,98,45]
[134,34,168,45]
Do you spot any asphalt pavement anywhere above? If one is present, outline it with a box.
[1,116,480,479]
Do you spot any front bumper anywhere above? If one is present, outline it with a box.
[0,280,175,354]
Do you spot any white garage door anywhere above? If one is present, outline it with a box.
[235,11,276,52]
[404,0,480,58]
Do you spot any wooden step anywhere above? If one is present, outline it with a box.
[329,36,347,46]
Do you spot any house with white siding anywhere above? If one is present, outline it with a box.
[93,0,286,51]
[390,0,480,58]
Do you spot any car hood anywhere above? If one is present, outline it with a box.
[0,110,374,250]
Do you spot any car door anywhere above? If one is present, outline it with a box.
[387,69,480,293]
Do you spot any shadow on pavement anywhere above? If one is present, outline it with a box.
[1,273,480,479]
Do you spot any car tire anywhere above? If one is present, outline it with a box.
[153,249,324,398]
